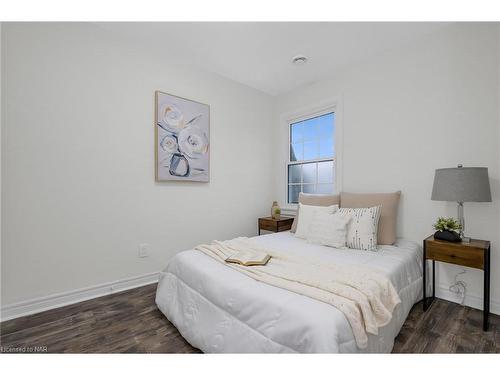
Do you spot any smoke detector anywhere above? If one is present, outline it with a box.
[292,55,308,65]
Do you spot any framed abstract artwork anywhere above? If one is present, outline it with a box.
[155,91,210,182]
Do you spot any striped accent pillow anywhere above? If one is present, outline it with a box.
[338,206,381,251]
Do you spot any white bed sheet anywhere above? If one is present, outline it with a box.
[155,231,423,353]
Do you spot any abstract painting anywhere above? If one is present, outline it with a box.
[155,91,210,182]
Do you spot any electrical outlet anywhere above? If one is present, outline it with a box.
[138,244,151,258]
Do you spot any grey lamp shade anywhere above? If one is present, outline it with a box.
[431,167,492,202]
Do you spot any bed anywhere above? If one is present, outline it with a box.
[155,231,423,353]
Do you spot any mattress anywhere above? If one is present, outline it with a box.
[155,231,423,353]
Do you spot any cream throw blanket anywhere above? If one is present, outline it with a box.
[196,237,401,349]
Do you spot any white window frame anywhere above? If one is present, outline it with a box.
[280,97,343,214]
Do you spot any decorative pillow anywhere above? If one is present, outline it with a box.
[338,206,381,251]
[340,191,401,245]
[291,193,340,233]
[295,203,338,239]
[306,211,351,248]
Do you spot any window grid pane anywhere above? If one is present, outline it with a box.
[317,161,334,183]
[288,164,302,184]
[288,184,302,204]
[302,162,316,184]
[319,137,334,159]
[316,183,334,194]
[302,184,316,194]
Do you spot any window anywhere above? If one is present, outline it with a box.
[287,112,335,204]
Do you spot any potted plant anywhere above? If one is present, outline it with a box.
[433,217,462,242]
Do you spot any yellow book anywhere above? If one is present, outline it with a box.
[225,251,271,266]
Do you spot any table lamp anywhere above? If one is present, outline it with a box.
[431,164,492,242]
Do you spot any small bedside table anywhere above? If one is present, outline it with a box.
[258,216,294,235]
[423,235,491,330]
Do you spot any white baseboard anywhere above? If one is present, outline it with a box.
[436,285,500,315]
[0,272,160,322]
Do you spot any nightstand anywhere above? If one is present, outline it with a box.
[258,216,294,235]
[423,235,491,330]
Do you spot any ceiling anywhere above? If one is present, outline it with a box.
[97,22,451,96]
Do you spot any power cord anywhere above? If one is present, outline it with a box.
[449,269,467,305]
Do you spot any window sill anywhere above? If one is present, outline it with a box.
[281,205,298,217]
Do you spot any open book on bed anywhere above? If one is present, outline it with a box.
[225,250,271,266]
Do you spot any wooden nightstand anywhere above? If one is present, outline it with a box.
[258,216,294,235]
[423,235,491,330]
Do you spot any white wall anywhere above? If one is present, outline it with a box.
[1,23,275,307]
[275,23,500,312]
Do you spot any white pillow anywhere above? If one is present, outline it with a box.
[306,211,351,248]
[338,206,381,251]
[295,203,338,239]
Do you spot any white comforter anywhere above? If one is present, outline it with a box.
[155,232,423,353]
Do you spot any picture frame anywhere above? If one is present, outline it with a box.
[155,91,210,182]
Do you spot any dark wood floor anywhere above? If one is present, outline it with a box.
[1,284,498,353]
